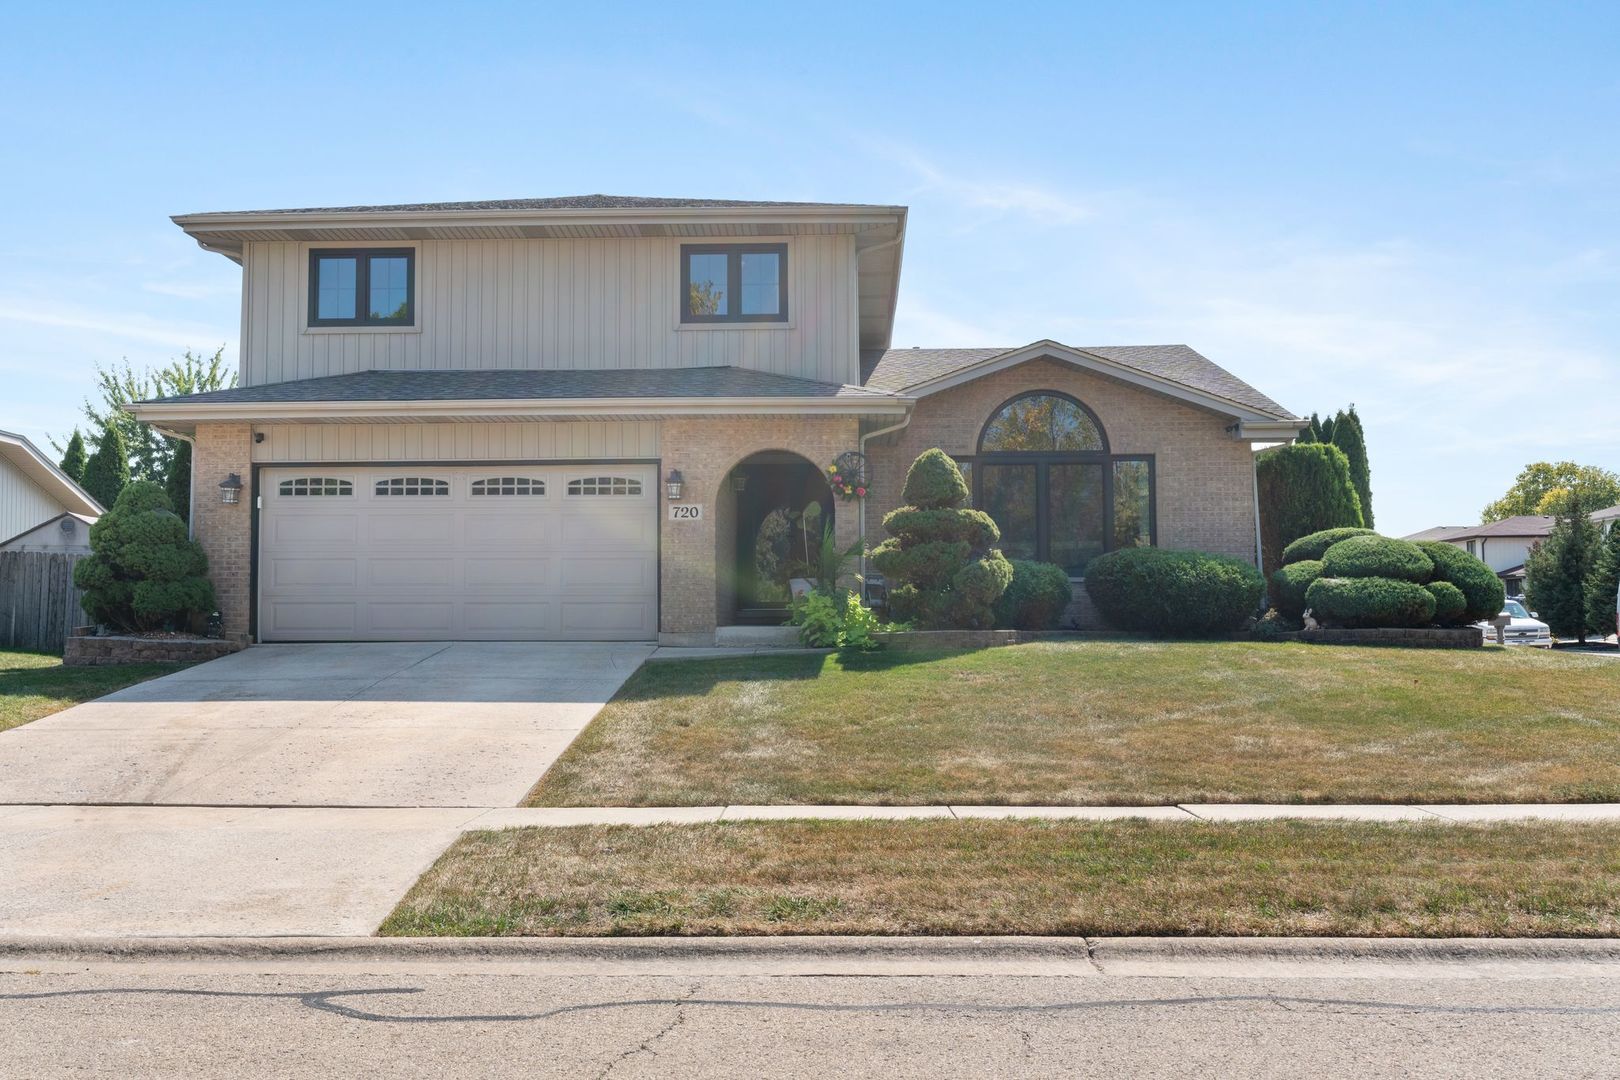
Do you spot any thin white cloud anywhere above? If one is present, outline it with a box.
[858,136,1096,226]
[142,280,241,300]
[0,300,228,351]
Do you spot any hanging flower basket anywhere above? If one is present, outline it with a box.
[826,451,870,501]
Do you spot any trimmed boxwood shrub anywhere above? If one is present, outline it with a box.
[1417,541,1507,623]
[1320,535,1434,583]
[1085,547,1264,636]
[993,560,1073,630]
[1304,576,1437,629]
[1270,559,1323,621]
[1281,527,1376,566]
[1425,580,1468,625]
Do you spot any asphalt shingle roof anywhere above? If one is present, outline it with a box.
[861,344,1296,420]
[138,366,895,406]
[196,195,895,216]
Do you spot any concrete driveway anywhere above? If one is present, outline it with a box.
[0,641,651,806]
[0,642,651,936]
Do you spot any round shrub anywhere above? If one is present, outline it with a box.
[1270,559,1323,621]
[901,447,970,509]
[1425,580,1467,625]
[1320,535,1434,583]
[1084,547,1264,636]
[1281,527,1376,566]
[993,560,1073,630]
[74,481,215,632]
[1304,576,1437,629]
[1416,541,1507,623]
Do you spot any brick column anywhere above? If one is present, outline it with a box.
[658,416,863,645]
[190,422,254,642]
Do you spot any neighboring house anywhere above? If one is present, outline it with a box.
[1404,505,1620,598]
[0,430,102,554]
[129,196,1301,644]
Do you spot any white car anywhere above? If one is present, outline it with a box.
[1475,599,1553,647]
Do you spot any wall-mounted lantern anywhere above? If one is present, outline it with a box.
[664,469,684,501]
[219,473,243,505]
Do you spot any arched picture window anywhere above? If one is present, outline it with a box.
[278,477,353,497]
[567,476,643,496]
[374,477,450,496]
[971,392,1153,575]
[470,477,546,496]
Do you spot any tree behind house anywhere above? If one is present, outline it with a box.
[1483,462,1620,522]
[1524,495,1601,643]
[59,430,88,484]
[81,423,131,510]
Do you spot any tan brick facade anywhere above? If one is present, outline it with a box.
[864,357,1260,628]
[659,416,862,643]
[190,422,254,642]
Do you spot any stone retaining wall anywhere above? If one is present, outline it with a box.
[64,634,242,667]
[1287,627,1483,649]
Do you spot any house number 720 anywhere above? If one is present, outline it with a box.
[669,504,704,521]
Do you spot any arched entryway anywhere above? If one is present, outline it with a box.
[718,450,835,625]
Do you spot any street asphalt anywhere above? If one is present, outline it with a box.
[2,940,1616,1078]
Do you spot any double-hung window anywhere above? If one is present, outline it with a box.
[680,243,787,323]
[309,249,415,327]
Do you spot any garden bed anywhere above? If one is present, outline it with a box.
[64,631,241,667]
[1281,627,1483,649]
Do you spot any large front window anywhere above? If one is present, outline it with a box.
[969,392,1154,575]
[681,243,787,322]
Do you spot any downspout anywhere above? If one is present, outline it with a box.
[857,410,913,585]
[1251,448,1265,578]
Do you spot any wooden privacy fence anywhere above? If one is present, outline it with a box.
[0,551,88,653]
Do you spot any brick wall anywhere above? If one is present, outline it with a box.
[190,422,254,642]
[659,417,861,641]
[865,358,1260,628]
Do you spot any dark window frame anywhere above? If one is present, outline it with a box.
[679,243,789,324]
[308,248,416,328]
[966,391,1157,575]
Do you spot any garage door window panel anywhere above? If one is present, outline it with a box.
[375,477,450,496]
[278,477,353,497]
[471,477,547,496]
[567,476,643,496]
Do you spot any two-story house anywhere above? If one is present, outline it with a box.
[129,196,1302,644]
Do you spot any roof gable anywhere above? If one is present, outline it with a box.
[863,341,1298,424]
[0,430,102,517]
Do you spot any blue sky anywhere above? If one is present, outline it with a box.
[1,1,1616,535]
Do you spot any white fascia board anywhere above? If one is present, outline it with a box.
[1230,420,1308,441]
[127,395,914,423]
[903,340,1296,426]
[172,205,906,236]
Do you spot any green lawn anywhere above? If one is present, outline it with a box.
[526,641,1620,807]
[381,818,1620,937]
[0,649,185,733]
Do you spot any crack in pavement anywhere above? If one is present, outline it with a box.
[595,980,697,1079]
[0,986,1616,1025]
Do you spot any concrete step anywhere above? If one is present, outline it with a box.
[714,625,801,647]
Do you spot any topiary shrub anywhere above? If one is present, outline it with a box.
[73,481,216,632]
[1304,576,1437,629]
[1256,443,1365,577]
[1084,547,1264,636]
[1320,535,1434,584]
[1281,527,1377,566]
[869,449,1013,629]
[993,560,1073,630]
[1415,541,1506,623]
[1425,580,1468,625]
[1270,559,1323,621]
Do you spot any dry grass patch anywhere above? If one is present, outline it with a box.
[381,818,1620,937]
[526,641,1620,807]
[0,649,183,734]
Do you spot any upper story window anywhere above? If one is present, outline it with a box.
[681,243,787,323]
[309,249,415,327]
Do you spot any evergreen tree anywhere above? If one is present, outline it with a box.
[1586,523,1620,639]
[1525,494,1601,643]
[81,423,131,510]
[1255,443,1364,578]
[1330,406,1374,529]
[1318,413,1336,445]
[59,430,88,483]
[165,439,192,526]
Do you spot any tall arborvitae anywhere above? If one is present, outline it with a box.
[59,430,88,483]
[1330,406,1374,530]
[81,423,131,510]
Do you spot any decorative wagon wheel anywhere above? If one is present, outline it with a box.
[828,451,870,500]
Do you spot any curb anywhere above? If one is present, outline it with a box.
[3,934,1618,966]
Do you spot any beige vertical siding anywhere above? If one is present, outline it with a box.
[250,421,660,463]
[241,235,858,388]
[0,459,69,543]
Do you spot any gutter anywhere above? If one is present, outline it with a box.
[127,395,915,424]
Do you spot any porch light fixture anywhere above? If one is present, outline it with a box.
[219,473,243,505]
[664,469,684,500]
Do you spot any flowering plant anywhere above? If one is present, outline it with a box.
[826,462,868,500]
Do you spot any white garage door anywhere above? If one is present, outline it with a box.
[258,465,658,641]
